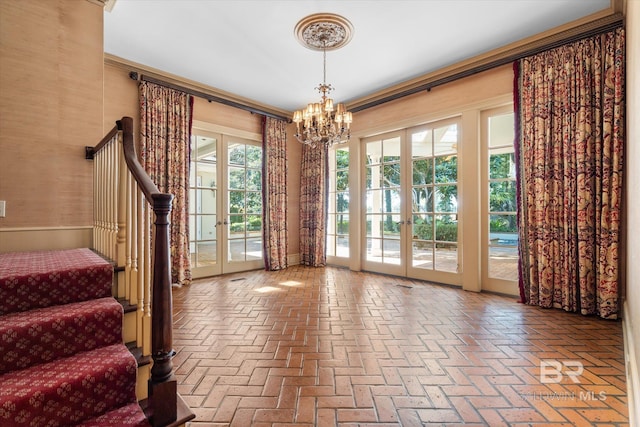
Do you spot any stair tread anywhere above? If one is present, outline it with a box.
[0,297,124,374]
[0,248,113,315]
[0,343,138,426]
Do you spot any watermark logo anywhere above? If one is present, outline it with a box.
[521,359,608,402]
[540,359,583,384]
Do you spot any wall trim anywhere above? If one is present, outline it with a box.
[287,253,301,266]
[623,300,639,427]
[0,226,93,253]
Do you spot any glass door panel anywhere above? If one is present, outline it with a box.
[189,133,221,278]
[363,135,404,275]
[408,122,459,278]
[224,138,263,272]
[482,108,518,293]
[327,147,350,261]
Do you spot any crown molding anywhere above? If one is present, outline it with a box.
[104,53,291,120]
[347,5,623,112]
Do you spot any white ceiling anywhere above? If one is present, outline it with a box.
[104,0,611,113]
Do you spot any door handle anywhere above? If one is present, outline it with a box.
[396,220,405,225]
[223,219,228,225]
[214,221,222,227]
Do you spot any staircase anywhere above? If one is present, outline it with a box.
[0,248,150,426]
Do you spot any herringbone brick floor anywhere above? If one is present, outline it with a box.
[172,266,629,426]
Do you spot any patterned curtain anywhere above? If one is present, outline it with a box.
[262,117,288,270]
[299,144,329,267]
[139,81,194,286]
[515,28,625,319]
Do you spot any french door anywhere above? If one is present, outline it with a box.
[189,131,263,278]
[481,107,519,294]
[362,118,461,284]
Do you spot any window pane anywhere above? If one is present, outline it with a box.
[382,137,401,162]
[336,170,349,191]
[246,215,262,236]
[196,135,217,161]
[366,189,383,213]
[413,187,433,213]
[228,167,245,189]
[245,191,262,213]
[489,246,518,280]
[489,152,516,179]
[435,186,457,213]
[336,192,349,213]
[228,191,245,213]
[383,189,401,213]
[337,236,349,257]
[246,145,262,168]
[435,243,457,272]
[412,214,433,240]
[198,189,217,214]
[229,214,245,234]
[434,124,458,156]
[336,148,349,169]
[413,159,433,185]
[435,156,457,183]
[489,214,518,237]
[228,144,245,165]
[246,169,262,191]
[488,113,515,148]
[336,214,349,234]
[201,215,218,240]
[382,214,401,236]
[366,237,382,261]
[412,242,433,269]
[411,130,433,157]
[383,164,401,187]
[197,242,217,266]
[366,141,381,165]
[489,181,516,212]
[197,163,216,188]
[435,215,457,242]
[382,238,401,264]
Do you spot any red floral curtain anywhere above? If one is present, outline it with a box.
[139,81,194,286]
[299,144,328,267]
[515,28,625,319]
[262,117,288,270]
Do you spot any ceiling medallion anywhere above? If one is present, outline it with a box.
[294,13,354,51]
[292,13,354,148]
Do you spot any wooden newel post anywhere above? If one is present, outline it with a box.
[148,193,176,426]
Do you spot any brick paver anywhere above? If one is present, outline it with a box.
[173,266,629,426]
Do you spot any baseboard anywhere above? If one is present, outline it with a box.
[623,300,639,427]
[288,253,301,266]
[0,226,92,253]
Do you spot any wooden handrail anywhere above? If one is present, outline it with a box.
[91,117,178,426]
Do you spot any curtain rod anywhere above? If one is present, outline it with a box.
[350,15,623,113]
[129,72,291,122]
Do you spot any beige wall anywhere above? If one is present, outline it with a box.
[351,64,513,137]
[0,1,103,232]
[624,0,639,422]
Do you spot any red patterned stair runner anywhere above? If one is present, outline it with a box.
[0,249,150,426]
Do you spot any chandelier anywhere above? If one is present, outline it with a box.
[292,14,354,148]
